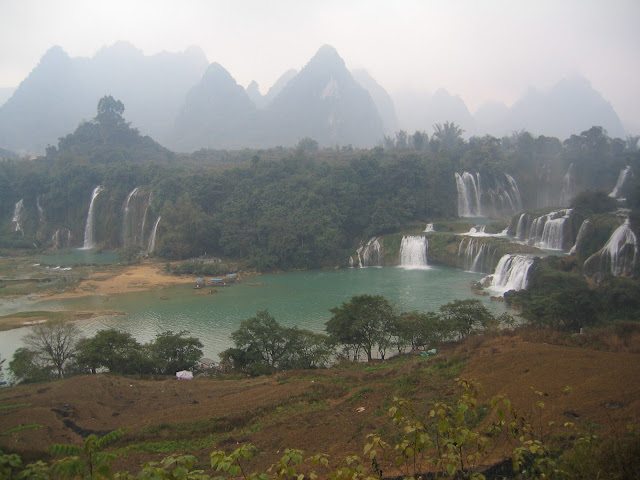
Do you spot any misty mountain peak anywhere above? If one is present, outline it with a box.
[39,45,70,66]
[306,44,346,72]
[95,41,143,61]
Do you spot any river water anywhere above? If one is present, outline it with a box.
[0,265,505,362]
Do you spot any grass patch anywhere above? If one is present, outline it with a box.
[350,387,374,403]
[0,403,31,410]
[3,424,41,435]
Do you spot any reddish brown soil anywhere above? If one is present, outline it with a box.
[1,336,638,477]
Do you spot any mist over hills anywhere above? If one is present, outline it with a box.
[0,42,630,155]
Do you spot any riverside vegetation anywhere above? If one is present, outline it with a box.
[1,97,640,477]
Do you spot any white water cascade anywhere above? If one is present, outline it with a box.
[609,166,632,199]
[11,199,25,234]
[424,223,435,232]
[398,235,429,269]
[455,172,482,217]
[559,163,575,207]
[52,228,72,249]
[36,195,45,224]
[516,209,572,250]
[483,254,535,295]
[584,219,638,277]
[82,186,103,249]
[357,237,382,267]
[122,187,141,248]
[147,216,161,253]
[457,237,495,273]
[569,219,590,255]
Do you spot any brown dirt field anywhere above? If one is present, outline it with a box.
[0,337,639,477]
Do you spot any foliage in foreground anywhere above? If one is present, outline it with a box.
[2,379,637,479]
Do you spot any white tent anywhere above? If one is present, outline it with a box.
[176,370,193,380]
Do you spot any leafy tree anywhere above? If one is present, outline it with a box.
[231,310,291,370]
[281,329,332,370]
[438,299,496,339]
[23,320,83,378]
[9,348,54,384]
[326,294,396,362]
[76,329,143,374]
[151,330,203,375]
[95,95,126,128]
[394,310,445,352]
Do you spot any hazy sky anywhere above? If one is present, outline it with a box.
[1,0,639,130]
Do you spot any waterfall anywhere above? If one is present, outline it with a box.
[147,216,161,253]
[424,223,435,232]
[609,166,632,199]
[357,237,382,267]
[458,237,493,272]
[52,228,72,249]
[560,163,575,206]
[122,187,139,247]
[515,213,528,240]
[11,199,25,234]
[504,173,523,213]
[398,235,429,269]
[584,219,638,276]
[518,209,572,250]
[37,195,45,224]
[82,186,103,249]
[455,172,481,217]
[348,256,354,268]
[569,219,590,255]
[484,254,535,295]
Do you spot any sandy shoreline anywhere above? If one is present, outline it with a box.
[43,262,195,300]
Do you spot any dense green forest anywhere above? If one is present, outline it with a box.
[2,97,638,272]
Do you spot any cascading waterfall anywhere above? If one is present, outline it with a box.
[348,256,354,268]
[11,199,25,234]
[424,223,435,232]
[455,172,481,217]
[52,228,72,249]
[569,219,590,255]
[122,187,139,247]
[357,237,382,267]
[517,209,572,250]
[609,166,632,199]
[457,237,495,273]
[37,195,45,224]
[147,216,161,253]
[456,171,523,217]
[398,235,429,269]
[583,219,637,277]
[82,185,104,249]
[560,163,575,206]
[483,254,535,295]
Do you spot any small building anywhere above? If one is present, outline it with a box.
[176,370,193,380]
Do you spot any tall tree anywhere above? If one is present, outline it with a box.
[326,294,396,362]
[23,320,82,378]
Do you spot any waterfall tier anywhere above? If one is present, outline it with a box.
[357,237,382,267]
[559,163,575,207]
[147,216,161,253]
[424,223,435,232]
[122,187,151,248]
[483,254,535,295]
[398,236,429,269]
[584,219,638,277]
[11,199,25,234]
[82,186,104,249]
[514,209,573,250]
[569,219,590,255]
[455,171,523,217]
[609,166,632,199]
[52,228,73,249]
[457,237,497,273]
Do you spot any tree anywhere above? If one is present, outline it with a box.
[231,310,290,369]
[9,348,53,384]
[438,299,496,339]
[95,95,126,127]
[394,311,445,352]
[23,320,82,378]
[76,329,142,374]
[151,330,203,375]
[326,294,396,362]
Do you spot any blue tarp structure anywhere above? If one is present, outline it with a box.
[211,278,223,282]
[195,278,204,282]
[226,273,238,277]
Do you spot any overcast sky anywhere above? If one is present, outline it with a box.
[1,0,639,131]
